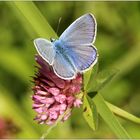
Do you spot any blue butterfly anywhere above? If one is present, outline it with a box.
[34,13,98,80]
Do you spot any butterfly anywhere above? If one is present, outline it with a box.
[34,13,98,80]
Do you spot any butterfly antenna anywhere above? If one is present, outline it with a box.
[56,17,62,35]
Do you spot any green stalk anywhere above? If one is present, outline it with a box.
[94,94,130,138]
[106,101,140,124]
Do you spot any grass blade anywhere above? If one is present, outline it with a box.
[12,2,57,38]
[106,101,140,124]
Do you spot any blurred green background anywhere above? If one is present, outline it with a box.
[0,1,140,138]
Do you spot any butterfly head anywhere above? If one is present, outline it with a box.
[50,38,55,42]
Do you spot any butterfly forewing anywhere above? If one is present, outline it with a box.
[60,13,97,45]
[59,13,98,73]
[34,38,56,65]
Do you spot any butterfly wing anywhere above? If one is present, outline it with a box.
[59,13,98,72]
[52,52,76,80]
[66,44,98,72]
[34,38,56,65]
[60,13,97,45]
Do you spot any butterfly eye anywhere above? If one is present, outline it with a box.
[50,38,55,42]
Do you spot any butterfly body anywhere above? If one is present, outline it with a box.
[34,13,98,80]
[54,40,67,55]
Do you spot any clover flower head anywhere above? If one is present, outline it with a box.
[32,55,83,125]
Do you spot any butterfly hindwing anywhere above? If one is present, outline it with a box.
[34,38,56,65]
[52,52,76,79]
[63,44,98,72]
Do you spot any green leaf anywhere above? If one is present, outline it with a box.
[87,68,119,93]
[94,94,131,138]
[84,68,93,90]
[83,94,98,131]
[84,62,98,90]
[106,101,140,124]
